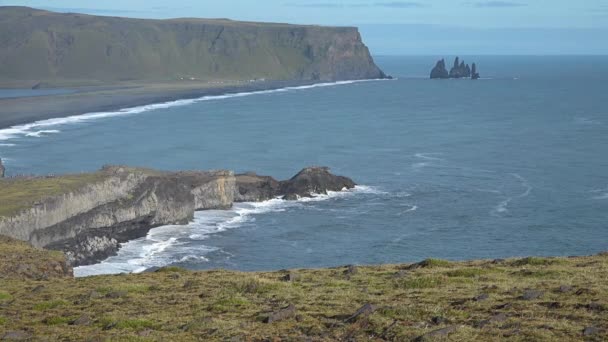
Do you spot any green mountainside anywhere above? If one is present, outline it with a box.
[0,7,385,86]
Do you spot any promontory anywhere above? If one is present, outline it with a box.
[0,6,387,128]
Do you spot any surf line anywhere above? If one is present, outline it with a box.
[0,79,389,142]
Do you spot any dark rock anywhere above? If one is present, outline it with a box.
[345,303,377,323]
[520,289,544,300]
[583,326,600,336]
[183,280,197,289]
[234,172,280,202]
[493,302,513,310]
[393,270,409,278]
[31,285,45,293]
[587,302,605,312]
[474,293,490,302]
[415,326,458,341]
[449,57,472,79]
[476,313,508,328]
[471,63,480,80]
[31,82,42,89]
[430,59,449,79]
[558,285,573,293]
[281,272,300,282]
[344,265,358,277]
[1,331,31,340]
[0,158,4,178]
[264,304,296,323]
[105,291,127,299]
[71,315,91,326]
[279,167,356,200]
[143,267,162,273]
[541,302,563,309]
[491,258,505,264]
[431,316,448,325]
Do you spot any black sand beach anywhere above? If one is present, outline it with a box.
[0,80,321,129]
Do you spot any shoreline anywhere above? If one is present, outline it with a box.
[0,79,362,130]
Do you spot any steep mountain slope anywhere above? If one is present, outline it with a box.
[0,7,385,85]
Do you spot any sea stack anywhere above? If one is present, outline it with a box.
[471,63,480,80]
[0,158,4,178]
[430,59,449,79]
[430,57,480,80]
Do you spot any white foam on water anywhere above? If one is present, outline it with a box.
[492,173,533,215]
[0,143,15,147]
[0,79,385,143]
[74,184,380,277]
[414,152,445,161]
[24,129,60,137]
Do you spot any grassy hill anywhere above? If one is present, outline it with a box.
[0,7,385,87]
[0,236,606,341]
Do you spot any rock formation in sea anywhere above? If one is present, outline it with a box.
[0,165,355,266]
[449,57,471,79]
[430,57,480,80]
[430,59,449,79]
[0,158,4,178]
[471,63,480,80]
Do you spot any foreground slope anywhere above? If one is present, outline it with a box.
[0,237,606,341]
[0,6,385,87]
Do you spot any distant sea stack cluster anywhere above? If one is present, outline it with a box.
[430,57,480,80]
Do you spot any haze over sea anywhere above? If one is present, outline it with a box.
[1,56,607,277]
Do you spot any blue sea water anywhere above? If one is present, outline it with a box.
[0,56,607,277]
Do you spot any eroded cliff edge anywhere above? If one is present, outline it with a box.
[0,6,386,86]
[0,166,355,266]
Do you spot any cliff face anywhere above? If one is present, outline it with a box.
[0,166,235,266]
[0,165,353,266]
[0,7,385,85]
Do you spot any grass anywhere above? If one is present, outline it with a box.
[0,239,607,341]
[0,173,108,217]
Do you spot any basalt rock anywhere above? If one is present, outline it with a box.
[430,59,449,79]
[279,167,356,200]
[431,57,480,80]
[1,165,354,266]
[235,167,356,201]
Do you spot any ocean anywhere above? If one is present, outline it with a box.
[0,56,607,277]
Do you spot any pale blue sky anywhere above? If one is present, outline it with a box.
[2,0,607,54]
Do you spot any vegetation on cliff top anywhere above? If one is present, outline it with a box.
[0,172,109,217]
[0,6,384,87]
[0,237,606,341]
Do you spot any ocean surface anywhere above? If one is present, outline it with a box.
[0,56,607,277]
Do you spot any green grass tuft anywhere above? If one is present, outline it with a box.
[34,300,68,311]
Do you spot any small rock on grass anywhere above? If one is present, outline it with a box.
[520,289,543,300]
[415,326,458,341]
[71,315,91,326]
[345,303,377,323]
[474,293,490,302]
[583,326,600,336]
[264,304,296,323]
[476,313,508,328]
[1,331,32,341]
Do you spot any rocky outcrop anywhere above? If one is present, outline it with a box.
[449,57,471,79]
[430,59,449,79]
[0,165,354,266]
[235,167,356,201]
[280,167,356,200]
[0,7,386,85]
[0,158,4,177]
[471,63,480,80]
[430,57,480,80]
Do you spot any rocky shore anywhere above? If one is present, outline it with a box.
[0,165,355,267]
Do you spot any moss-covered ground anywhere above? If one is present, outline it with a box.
[0,237,606,341]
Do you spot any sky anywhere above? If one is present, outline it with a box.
[2,0,607,55]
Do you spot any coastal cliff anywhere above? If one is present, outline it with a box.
[0,7,386,86]
[0,165,354,266]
